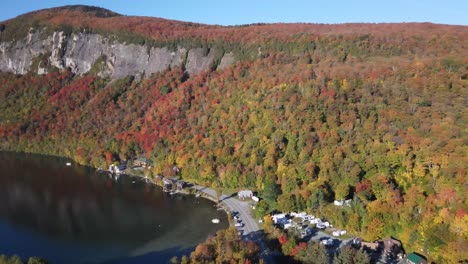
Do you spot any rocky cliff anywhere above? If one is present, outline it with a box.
[0,29,234,78]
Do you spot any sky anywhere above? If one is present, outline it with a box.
[0,0,467,26]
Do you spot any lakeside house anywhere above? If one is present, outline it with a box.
[133,157,152,168]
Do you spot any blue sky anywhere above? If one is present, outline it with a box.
[1,0,467,26]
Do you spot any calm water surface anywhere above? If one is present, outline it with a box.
[0,151,228,263]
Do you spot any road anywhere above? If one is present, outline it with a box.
[192,185,274,263]
[192,185,259,235]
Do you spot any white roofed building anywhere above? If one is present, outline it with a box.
[238,190,253,200]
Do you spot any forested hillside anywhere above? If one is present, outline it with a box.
[0,6,467,262]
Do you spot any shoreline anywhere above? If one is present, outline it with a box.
[108,169,233,224]
[0,148,234,227]
[2,150,269,262]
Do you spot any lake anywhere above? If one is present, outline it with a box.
[0,151,228,263]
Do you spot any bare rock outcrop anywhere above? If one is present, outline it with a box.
[0,29,234,79]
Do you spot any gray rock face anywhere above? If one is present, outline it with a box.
[0,31,48,74]
[185,48,215,75]
[0,29,234,79]
[218,52,235,70]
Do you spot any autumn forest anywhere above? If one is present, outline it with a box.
[0,6,467,263]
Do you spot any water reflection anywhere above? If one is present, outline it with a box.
[0,152,227,263]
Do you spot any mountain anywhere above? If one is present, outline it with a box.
[0,6,467,262]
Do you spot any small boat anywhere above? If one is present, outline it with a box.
[66,162,71,166]
[212,219,220,224]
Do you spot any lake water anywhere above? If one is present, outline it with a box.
[0,151,228,263]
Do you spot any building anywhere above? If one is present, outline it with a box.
[238,190,253,200]
[133,157,152,168]
[406,253,427,264]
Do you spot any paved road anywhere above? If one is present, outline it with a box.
[192,185,259,235]
[192,185,274,263]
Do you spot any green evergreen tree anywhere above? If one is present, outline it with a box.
[334,246,355,264]
[353,248,371,264]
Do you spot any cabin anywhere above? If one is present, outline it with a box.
[238,190,253,200]
[133,157,152,168]
[406,253,427,264]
